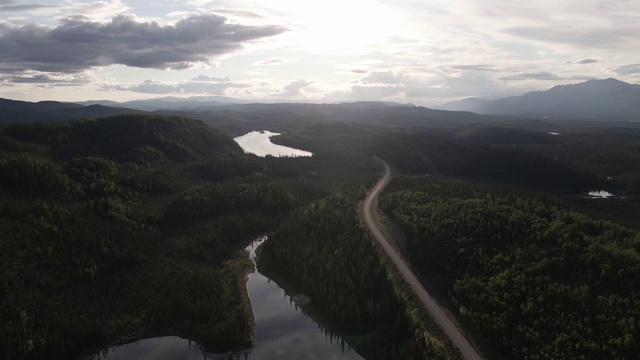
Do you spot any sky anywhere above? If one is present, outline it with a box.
[0,0,639,106]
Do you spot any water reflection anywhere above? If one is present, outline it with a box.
[90,237,362,360]
[245,236,362,360]
[90,336,249,360]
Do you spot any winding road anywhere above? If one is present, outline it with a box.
[363,156,483,360]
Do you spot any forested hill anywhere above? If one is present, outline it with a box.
[2,114,243,162]
[0,114,308,359]
[0,98,144,125]
[380,176,640,359]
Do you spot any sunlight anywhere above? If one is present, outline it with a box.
[284,0,395,54]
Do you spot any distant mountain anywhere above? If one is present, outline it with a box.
[77,95,248,111]
[436,78,640,121]
[207,101,501,129]
[0,98,143,124]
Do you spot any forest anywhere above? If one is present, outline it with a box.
[380,176,640,359]
[0,115,335,359]
[257,188,451,360]
[2,113,456,360]
[2,108,640,360]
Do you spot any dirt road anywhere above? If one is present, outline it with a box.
[362,157,482,360]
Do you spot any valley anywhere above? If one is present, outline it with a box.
[1,83,639,360]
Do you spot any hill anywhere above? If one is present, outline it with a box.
[0,98,144,124]
[436,78,640,121]
[0,114,287,359]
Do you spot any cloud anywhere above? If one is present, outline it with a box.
[499,72,562,81]
[611,63,640,76]
[0,73,90,85]
[0,4,56,12]
[576,59,598,64]
[212,9,265,19]
[351,69,367,74]
[450,64,498,72]
[0,13,287,73]
[504,25,640,48]
[191,75,230,82]
[499,72,597,82]
[254,57,296,66]
[361,71,405,85]
[278,79,312,96]
[105,77,250,95]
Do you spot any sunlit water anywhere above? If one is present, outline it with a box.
[90,236,362,360]
[586,190,614,198]
[234,131,313,157]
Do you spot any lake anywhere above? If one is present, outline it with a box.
[586,190,615,198]
[90,236,362,360]
[234,131,313,157]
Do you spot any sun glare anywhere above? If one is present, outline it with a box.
[283,0,394,54]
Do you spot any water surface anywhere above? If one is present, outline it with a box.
[91,237,362,360]
[234,131,312,157]
[586,190,614,198]
[244,236,362,359]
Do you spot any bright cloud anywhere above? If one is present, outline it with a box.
[0,0,639,105]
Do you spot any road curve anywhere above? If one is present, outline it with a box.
[363,156,483,360]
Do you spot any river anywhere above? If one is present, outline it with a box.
[90,237,362,360]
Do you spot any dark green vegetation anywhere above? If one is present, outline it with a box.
[381,177,640,360]
[253,117,640,360]
[2,113,451,360]
[257,189,448,360]
[0,115,327,359]
[2,97,640,360]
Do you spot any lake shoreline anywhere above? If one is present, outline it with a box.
[255,251,367,359]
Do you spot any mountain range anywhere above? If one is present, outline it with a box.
[76,95,249,111]
[435,78,640,121]
[2,78,639,126]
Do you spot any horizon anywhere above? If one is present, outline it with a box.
[1,1,639,106]
[2,77,636,108]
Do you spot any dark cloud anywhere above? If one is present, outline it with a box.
[0,4,55,12]
[576,59,598,64]
[278,79,312,96]
[3,74,67,83]
[106,78,250,95]
[351,69,367,74]
[611,63,640,75]
[0,14,287,73]
[0,72,90,85]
